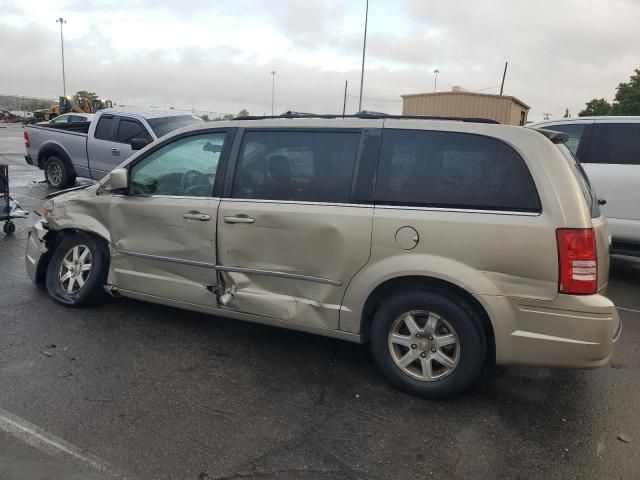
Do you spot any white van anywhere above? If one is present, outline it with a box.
[529,117,640,256]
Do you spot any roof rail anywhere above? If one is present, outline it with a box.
[235,111,499,124]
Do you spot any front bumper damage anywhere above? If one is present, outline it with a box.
[25,219,49,282]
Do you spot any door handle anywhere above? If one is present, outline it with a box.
[183,212,211,221]
[111,147,120,156]
[224,215,255,224]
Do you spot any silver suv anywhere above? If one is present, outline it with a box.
[25,115,621,399]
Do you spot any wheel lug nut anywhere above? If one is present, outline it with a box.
[411,344,417,349]
[431,348,436,353]
[420,352,427,358]
[428,336,433,340]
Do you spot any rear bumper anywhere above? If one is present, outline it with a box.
[25,219,49,282]
[478,293,620,368]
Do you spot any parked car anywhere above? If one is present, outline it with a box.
[38,112,94,125]
[25,115,620,399]
[528,117,640,256]
[24,107,203,188]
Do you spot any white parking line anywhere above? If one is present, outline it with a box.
[0,406,120,477]
[617,306,640,314]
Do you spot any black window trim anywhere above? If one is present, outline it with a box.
[222,127,373,206]
[373,128,543,215]
[114,116,152,145]
[124,127,236,198]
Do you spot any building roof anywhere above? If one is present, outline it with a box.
[401,91,530,110]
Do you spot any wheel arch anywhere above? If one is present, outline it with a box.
[356,275,496,366]
[34,228,110,283]
[37,142,75,176]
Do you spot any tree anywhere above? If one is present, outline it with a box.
[200,113,210,121]
[578,98,611,117]
[237,109,250,117]
[611,68,640,115]
[73,90,99,104]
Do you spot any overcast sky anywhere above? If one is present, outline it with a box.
[1,0,638,120]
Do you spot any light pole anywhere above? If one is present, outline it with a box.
[358,0,369,112]
[56,17,67,97]
[270,71,276,116]
[433,69,439,93]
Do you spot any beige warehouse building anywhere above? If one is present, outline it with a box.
[402,90,530,125]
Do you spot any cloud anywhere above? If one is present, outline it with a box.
[1,0,639,120]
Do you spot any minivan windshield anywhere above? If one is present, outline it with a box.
[556,143,601,218]
[147,115,204,138]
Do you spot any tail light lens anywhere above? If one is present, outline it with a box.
[556,228,597,295]
[23,131,30,148]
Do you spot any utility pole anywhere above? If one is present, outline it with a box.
[358,0,369,112]
[499,61,508,96]
[56,17,67,97]
[271,71,276,116]
[433,69,440,93]
[342,80,348,117]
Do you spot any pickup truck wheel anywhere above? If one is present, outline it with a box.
[370,290,486,399]
[45,231,110,307]
[45,156,75,188]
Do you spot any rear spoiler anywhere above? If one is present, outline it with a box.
[532,128,569,144]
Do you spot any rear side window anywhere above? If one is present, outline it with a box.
[116,118,152,144]
[587,123,640,165]
[557,144,601,218]
[543,123,586,156]
[232,131,361,203]
[376,129,541,212]
[94,116,116,141]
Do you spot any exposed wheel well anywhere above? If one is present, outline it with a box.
[34,228,109,283]
[38,147,75,176]
[360,275,495,366]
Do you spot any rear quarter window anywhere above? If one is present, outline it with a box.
[587,123,640,165]
[556,144,601,218]
[94,116,116,141]
[375,129,541,213]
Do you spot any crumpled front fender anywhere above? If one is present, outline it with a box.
[25,219,50,282]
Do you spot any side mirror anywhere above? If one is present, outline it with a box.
[109,168,129,190]
[130,138,150,151]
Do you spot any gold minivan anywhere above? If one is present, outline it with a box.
[25,115,621,398]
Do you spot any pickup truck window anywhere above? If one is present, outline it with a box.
[116,119,152,144]
[147,115,203,137]
[95,116,116,141]
[130,132,225,197]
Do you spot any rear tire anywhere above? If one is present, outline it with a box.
[45,155,75,189]
[45,231,110,307]
[370,290,486,399]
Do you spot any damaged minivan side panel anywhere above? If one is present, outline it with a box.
[214,126,380,330]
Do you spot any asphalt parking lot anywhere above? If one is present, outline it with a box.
[1,124,639,479]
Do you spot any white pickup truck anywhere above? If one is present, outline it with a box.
[529,116,640,256]
[24,107,203,188]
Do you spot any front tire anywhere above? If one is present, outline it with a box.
[45,231,110,307]
[370,290,486,399]
[45,155,75,189]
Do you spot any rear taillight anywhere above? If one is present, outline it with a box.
[556,228,597,295]
[23,131,30,148]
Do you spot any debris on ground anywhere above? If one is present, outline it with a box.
[617,434,632,443]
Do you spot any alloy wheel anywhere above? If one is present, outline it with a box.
[58,245,92,294]
[387,310,460,381]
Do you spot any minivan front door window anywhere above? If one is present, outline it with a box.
[130,133,225,197]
